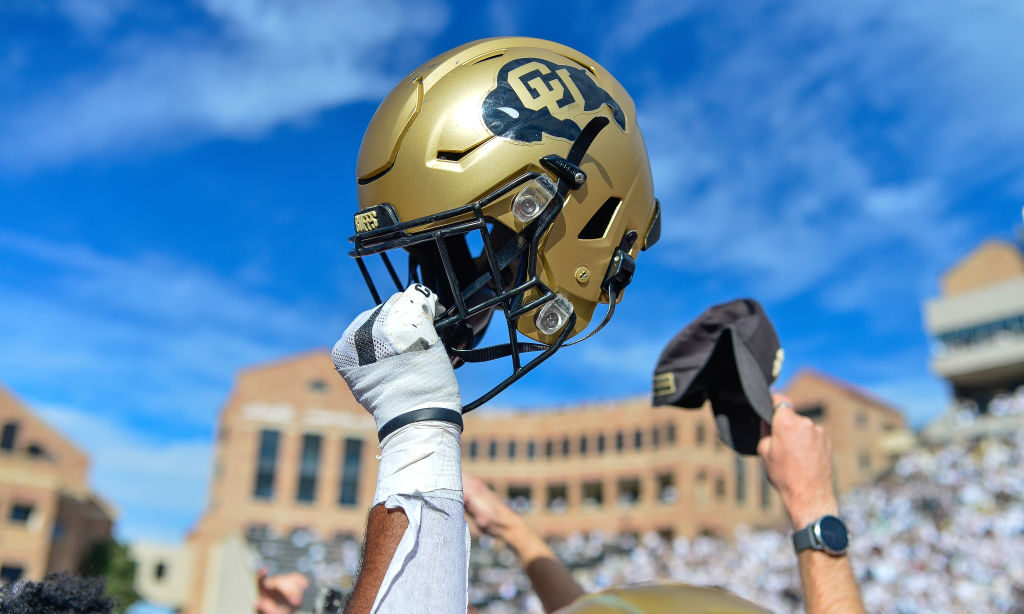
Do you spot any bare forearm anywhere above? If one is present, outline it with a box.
[788,498,864,614]
[797,550,866,614]
[504,523,584,613]
[346,505,409,614]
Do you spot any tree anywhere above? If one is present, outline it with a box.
[79,540,141,614]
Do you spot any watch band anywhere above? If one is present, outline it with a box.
[792,525,816,553]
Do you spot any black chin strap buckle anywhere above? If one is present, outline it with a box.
[541,155,587,189]
[602,230,638,295]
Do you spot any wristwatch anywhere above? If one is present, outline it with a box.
[792,514,849,556]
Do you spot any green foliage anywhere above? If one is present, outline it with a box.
[79,540,141,614]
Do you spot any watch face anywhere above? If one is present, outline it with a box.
[818,516,849,553]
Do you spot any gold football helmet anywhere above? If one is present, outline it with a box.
[554,584,772,614]
[350,37,660,410]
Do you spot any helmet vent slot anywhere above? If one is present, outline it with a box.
[578,197,622,240]
[466,51,505,66]
[436,136,492,162]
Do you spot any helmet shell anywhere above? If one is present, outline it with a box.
[356,37,657,343]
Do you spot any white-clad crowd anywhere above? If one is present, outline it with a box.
[248,419,1024,613]
[470,425,1024,614]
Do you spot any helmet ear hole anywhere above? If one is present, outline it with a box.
[578,197,622,240]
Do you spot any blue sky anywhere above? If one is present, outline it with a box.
[1,0,1022,544]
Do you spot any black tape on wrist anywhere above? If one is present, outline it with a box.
[377,407,464,443]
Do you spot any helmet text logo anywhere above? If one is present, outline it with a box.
[355,210,379,233]
[483,58,626,143]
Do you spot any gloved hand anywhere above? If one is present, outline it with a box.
[332,283,462,439]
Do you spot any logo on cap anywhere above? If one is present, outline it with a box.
[653,372,676,398]
[483,58,626,143]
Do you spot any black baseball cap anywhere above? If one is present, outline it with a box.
[652,299,783,455]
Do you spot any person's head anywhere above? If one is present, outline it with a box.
[0,572,115,614]
[348,37,661,409]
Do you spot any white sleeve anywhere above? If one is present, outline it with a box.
[368,422,468,614]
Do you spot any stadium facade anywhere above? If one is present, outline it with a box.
[181,353,905,614]
[923,239,1024,404]
[0,384,114,585]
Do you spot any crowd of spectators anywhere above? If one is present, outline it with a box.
[950,386,1024,425]
[468,426,1024,614]
[244,416,1024,613]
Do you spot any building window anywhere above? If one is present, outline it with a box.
[617,478,640,507]
[469,440,478,459]
[546,484,568,513]
[859,451,871,472]
[856,412,868,429]
[0,565,24,584]
[597,433,606,454]
[666,423,676,444]
[696,424,706,446]
[527,440,536,459]
[507,485,532,513]
[488,440,498,460]
[308,379,328,393]
[561,437,570,457]
[296,434,322,503]
[9,504,33,524]
[651,426,660,448]
[253,429,280,499]
[634,429,643,450]
[26,443,47,458]
[735,457,746,504]
[714,476,726,501]
[579,436,588,456]
[339,438,363,506]
[545,439,554,458]
[657,472,676,503]
[582,481,603,507]
[154,562,166,580]
[615,431,624,452]
[508,440,517,459]
[1,422,17,451]
[760,466,772,510]
[695,471,709,506]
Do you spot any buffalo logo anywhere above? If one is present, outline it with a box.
[483,58,626,143]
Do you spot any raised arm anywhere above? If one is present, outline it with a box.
[463,476,585,613]
[758,396,866,614]
[333,285,468,614]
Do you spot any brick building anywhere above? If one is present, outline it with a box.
[183,352,905,613]
[924,239,1024,404]
[0,384,114,585]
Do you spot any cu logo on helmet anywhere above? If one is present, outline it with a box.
[482,58,627,143]
[508,62,585,121]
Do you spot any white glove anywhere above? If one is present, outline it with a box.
[332,283,462,437]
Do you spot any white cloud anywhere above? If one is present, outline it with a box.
[0,0,448,169]
[601,0,698,55]
[625,0,1022,312]
[36,403,212,543]
[0,230,351,425]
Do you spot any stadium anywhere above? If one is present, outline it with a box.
[2,5,1024,614]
